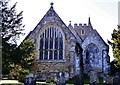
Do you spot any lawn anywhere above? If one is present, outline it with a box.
[0,80,90,85]
[0,79,104,85]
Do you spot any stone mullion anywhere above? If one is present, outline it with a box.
[52,27,55,60]
[48,28,50,60]
[62,34,63,59]
[43,30,45,60]
[58,32,60,60]
[45,29,49,59]
[56,28,58,60]
[39,36,41,60]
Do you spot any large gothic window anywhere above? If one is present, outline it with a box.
[85,43,99,65]
[39,26,64,61]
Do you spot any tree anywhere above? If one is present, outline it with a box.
[1,0,24,75]
[8,39,36,82]
[108,25,120,68]
[2,1,24,43]
[16,39,36,70]
[110,60,120,76]
[1,1,36,81]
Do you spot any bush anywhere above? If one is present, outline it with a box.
[66,80,74,84]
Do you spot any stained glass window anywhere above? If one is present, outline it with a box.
[40,51,43,59]
[50,27,52,38]
[49,50,53,59]
[45,30,47,38]
[50,38,53,49]
[40,38,43,49]
[45,39,48,49]
[59,38,63,50]
[44,51,48,60]
[39,26,64,61]
[55,38,58,49]
[52,27,54,37]
[59,50,63,59]
[54,50,58,59]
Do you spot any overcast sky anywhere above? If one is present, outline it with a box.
[9,0,119,61]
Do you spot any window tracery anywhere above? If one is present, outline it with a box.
[39,26,64,61]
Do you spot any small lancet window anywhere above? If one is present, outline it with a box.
[81,29,85,35]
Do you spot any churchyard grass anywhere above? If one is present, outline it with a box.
[0,79,104,85]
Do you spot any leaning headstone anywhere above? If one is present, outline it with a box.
[24,77,36,85]
[113,72,120,85]
[56,72,66,85]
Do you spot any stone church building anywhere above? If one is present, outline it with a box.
[25,3,110,81]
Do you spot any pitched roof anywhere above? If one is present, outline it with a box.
[24,3,77,40]
[82,29,109,50]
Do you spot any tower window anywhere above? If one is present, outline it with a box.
[39,26,64,61]
[81,29,85,35]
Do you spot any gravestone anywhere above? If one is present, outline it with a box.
[24,77,36,85]
[113,72,120,85]
[89,71,99,85]
[103,74,112,85]
[74,74,83,85]
[56,72,66,85]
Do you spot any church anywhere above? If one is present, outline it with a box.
[25,3,110,82]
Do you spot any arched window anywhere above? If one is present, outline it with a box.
[81,29,85,35]
[39,26,64,61]
[85,43,99,64]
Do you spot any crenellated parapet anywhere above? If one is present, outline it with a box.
[72,23,92,40]
[74,23,90,29]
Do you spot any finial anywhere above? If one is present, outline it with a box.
[68,20,73,27]
[88,17,92,26]
[50,2,54,6]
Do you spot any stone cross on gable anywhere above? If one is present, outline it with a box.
[50,2,54,6]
